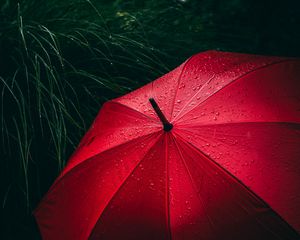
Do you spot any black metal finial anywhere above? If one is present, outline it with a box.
[149,98,173,132]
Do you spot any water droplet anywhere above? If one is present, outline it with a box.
[177,100,181,103]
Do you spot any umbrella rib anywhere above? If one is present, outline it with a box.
[172,133,284,238]
[44,130,162,195]
[175,121,300,129]
[172,74,216,122]
[110,100,160,122]
[169,55,197,121]
[165,134,172,240]
[173,59,297,123]
[174,122,300,145]
[170,133,217,235]
[87,133,164,239]
[172,132,300,238]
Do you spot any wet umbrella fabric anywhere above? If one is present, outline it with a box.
[34,51,300,239]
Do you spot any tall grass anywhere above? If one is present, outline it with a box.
[1,1,170,238]
[1,0,300,239]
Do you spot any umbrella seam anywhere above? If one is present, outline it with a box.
[33,131,162,215]
[174,121,300,129]
[87,133,164,240]
[57,127,162,182]
[165,134,172,240]
[108,100,161,122]
[169,55,198,121]
[172,132,285,239]
[171,54,269,121]
[172,131,300,238]
[57,129,162,183]
[170,133,217,235]
[173,59,300,123]
[173,123,300,150]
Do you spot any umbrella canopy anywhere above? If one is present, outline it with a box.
[34,50,300,240]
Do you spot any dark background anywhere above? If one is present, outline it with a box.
[1,0,300,239]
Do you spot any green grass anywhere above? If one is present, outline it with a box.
[1,0,300,239]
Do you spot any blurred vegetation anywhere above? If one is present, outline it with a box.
[1,0,300,239]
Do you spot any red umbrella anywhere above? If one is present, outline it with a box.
[34,51,300,239]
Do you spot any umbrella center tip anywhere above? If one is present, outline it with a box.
[163,123,173,132]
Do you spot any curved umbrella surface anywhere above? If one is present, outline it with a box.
[34,51,300,240]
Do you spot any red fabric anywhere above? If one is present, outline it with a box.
[34,51,300,239]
